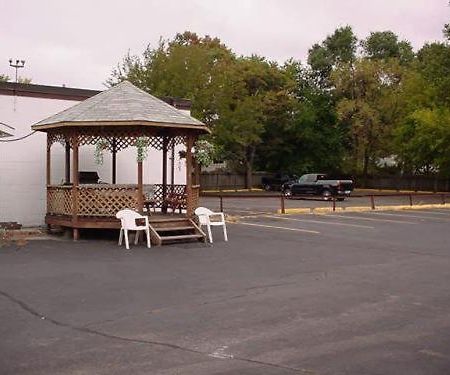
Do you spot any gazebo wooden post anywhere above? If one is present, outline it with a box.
[137,161,144,214]
[72,134,80,241]
[64,140,70,184]
[194,158,200,185]
[162,136,168,213]
[112,138,117,184]
[46,135,51,186]
[185,135,194,216]
[170,142,175,193]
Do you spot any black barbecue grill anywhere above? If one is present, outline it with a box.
[78,171,101,184]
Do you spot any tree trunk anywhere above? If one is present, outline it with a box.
[244,146,256,190]
[362,147,369,188]
[245,162,252,190]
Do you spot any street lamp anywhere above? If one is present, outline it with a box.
[9,59,26,111]
[9,58,25,83]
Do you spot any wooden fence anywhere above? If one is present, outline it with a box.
[200,173,265,190]
[200,172,450,192]
[359,176,450,192]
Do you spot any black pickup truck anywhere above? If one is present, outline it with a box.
[282,173,354,200]
[261,173,297,191]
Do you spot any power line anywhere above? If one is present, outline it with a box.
[0,131,36,142]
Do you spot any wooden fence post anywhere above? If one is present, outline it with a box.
[370,195,375,210]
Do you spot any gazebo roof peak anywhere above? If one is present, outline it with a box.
[32,80,208,132]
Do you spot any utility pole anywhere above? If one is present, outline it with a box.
[9,59,25,83]
[9,58,25,111]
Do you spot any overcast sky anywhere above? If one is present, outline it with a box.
[1,0,449,90]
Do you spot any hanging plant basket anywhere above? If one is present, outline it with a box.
[135,137,149,162]
[94,139,110,165]
[178,140,216,167]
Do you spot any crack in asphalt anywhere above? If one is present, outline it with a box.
[81,274,325,329]
[0,289,318,374]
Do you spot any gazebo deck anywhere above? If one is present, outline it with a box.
[45,183,205,245]
[46,212,206,246]
[46,212,188,229]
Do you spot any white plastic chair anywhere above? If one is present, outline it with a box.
[116,209,151,250]
[195,207,228,244]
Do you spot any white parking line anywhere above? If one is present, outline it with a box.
[370,211,450,220]
[227,209,272,215]
[263,215,374,229]
[326,214,417,224]
[233,222,320,234]
[416,210,450,216]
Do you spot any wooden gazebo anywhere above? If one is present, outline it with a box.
[32,81,210,244]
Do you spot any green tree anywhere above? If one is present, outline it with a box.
[362,31,414,64]
[332,58,404,178]
[308,26,358,87]
[444,23,450,41]
[415,42,450,106]
[393,38,450,175]
[107,31,234,124]
[0,74,10,82]
[17,77,32,84]
[212,56,292,187]
[395,108,450,175]
[257,60,342,174]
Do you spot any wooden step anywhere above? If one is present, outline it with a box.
[155,226,196,232]
[149,217,188,224]
[148,218,206,246]
[160,233,205,242]
[151,220,192,227]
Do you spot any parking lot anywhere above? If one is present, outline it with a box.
[1,207,450,374]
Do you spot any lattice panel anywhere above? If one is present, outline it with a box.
[77,186,138,217]
[187,185,200,217]
[150,184,187,210]
[47,133,69,150]
[48,128,189,152]
[169,136,186,148]
[47,187,73,215]
[46,184,198,218]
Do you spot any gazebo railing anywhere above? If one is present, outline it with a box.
[47,183,200,217]
[47,186,73,215]
[77,185,139,216]
[47,185,139,217]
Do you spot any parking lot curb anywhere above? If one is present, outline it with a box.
[278,203,450,215]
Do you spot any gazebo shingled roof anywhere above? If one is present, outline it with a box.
[32,80,208,132]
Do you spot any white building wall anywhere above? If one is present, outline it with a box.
[0,95,187,227]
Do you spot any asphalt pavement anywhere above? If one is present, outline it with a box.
[1,208,450,374]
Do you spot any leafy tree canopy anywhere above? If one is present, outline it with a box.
[361,31,414,63]
[108,7,450,182]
